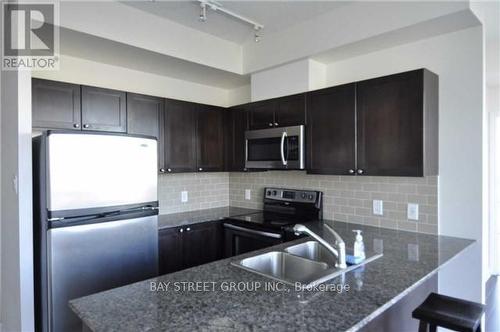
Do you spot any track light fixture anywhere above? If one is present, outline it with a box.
[197,0,264,42]
[199,3,207,22]
[254,26,261,43]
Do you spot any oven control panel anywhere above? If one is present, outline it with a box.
[264,188,319,203]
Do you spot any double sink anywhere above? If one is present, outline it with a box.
[231,241,382,287]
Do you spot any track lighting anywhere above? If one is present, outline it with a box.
[197,0,264,42]
[199,3,207,22]
[254,26,261,43]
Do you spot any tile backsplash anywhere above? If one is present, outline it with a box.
[158,173,229,214]
[229,171,438,234]
[158,171,438,234]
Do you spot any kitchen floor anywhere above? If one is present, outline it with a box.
[486,275,500,332]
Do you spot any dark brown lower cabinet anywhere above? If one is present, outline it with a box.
[158,227,183,275]
[182,222,220,269]
[158,221,222,275]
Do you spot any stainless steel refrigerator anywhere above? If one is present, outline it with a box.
[33,131,159,332]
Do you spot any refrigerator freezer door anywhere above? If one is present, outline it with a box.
[47,215,158,332]
[46,133,157,212]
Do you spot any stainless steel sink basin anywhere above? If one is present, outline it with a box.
[233,251,329,284]
[285,241,337,266]
[231,241,383,287]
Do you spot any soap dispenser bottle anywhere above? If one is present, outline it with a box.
[353,230,366,260]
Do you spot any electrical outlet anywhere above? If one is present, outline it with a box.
[372,200,383,216]
[407,203,419,220]
[245,189,251,200]
[181,191,188,203]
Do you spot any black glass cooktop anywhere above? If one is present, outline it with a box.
[225,211,317,231]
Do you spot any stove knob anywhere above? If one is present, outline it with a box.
[266,190,271,196]
[308,194,314,200]
[272,190,277,196]
[301,193,306,199]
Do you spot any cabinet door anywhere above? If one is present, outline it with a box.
[182,222,218,269]
[32,78,81,130]
[164,99,197,172]
[158,227,184,275]
[196,106,225,171]
[306,84,356,175]
[356,70,424,176]
[248,100,276,130]
[127,93,164,171]
[127,93,162,139]
[81,86,127,132]
[274,93,306,128]
[226,106,248,171]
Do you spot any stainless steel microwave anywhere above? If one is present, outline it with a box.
[245,125,305,169]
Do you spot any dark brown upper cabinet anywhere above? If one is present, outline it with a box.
[248,93,306,130]
[81,86,127,132]
[248,100,275,129]
[127,93,164,170]
[356,69,438,176]
[225,105,248,172]
[32,79,81,130]
[274,93,306,128]
[163,99,197,173]
[306,69,438,177]
[307,83,356,175]
[126,93,163,139]
[196,106,225,172]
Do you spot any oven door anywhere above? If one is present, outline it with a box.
[245,125,304,169]
[223,223,283,258]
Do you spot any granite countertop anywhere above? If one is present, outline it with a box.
[158,206,262,229]
[70,220,474,332]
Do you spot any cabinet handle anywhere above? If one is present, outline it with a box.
[179,228,184,233]
[268,123,273,127]
[186,227,191,231]
[348,169,355,174]
[83,124,90,129]
[167,168,172,172]
[357,169,364,175]
[159,168,165,173]
[73,123,80,129]
[274,122,279,126]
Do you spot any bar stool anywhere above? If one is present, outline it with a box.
[412,293,485,332]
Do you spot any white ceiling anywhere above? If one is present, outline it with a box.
[122,1,350,45]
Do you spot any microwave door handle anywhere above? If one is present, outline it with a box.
[280,131,288,166]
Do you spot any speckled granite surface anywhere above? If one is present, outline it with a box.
[70,220,474,332]
[158,206,262,229]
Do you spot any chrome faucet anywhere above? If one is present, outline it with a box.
[293,223,347,269]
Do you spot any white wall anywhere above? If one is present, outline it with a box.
[251,59,327,101]
[33,55,232,107]
[1,69,35,331]
[324,26,485,302]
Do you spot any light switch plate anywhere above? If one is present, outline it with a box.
[407,203,419,220]
[245,189,251,200]
[181,191,188,203]
[372,200,383,216]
